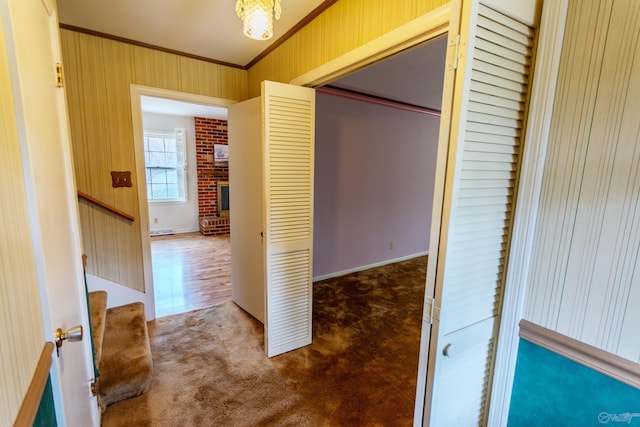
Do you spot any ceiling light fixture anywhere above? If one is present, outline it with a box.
[235,0,282,41]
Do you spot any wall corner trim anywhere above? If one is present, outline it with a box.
[519,320,640,390]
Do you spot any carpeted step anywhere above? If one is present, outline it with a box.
[98,302,153,412]
[88,290,107,369]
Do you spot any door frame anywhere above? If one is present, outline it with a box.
[292,5,451,425]
[290,4,451,88]
[290,1,568,425]
[291,14,452,376]
[129,85,236,318]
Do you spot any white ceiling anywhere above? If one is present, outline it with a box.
[141,96,228,119]
[329,36,447,111]
[57,0,326,67]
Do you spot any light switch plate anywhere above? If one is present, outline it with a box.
[111,171,132,188]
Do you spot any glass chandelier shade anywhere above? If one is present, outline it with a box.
[235,0,282,40]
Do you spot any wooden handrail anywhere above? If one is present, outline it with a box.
[77,190,134,222]
[14,342,55,427]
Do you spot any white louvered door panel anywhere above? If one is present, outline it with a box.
[262,81,315,357]
[424,1,539,425]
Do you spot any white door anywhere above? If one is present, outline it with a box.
[229,81,315,358]
[1,0,99,425]
[229,97,265,323]
[262,81,315,357]
[417,0,541,425]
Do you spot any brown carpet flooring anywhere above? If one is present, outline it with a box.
[102,256,427,427]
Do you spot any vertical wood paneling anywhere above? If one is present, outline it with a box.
[526,0,612,330]
[525,0,640,362]
[247,0,448,97]
[60,29,248,292]
[0,19,44,426]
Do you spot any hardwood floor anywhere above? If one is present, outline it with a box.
[151,232,231,318]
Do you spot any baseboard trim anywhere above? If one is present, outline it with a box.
[150,228,174,236]
[519,320,640,389]
[175,227,199,234]
[150,227,199,236]
[312,252,428,282]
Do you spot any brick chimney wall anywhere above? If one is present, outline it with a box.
[195,117,230,235]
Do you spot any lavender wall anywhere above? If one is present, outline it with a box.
[313,92,440,278]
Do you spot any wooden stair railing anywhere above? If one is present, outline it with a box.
[77,191,134,222]
[14,342,55,427]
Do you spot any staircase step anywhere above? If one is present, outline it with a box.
[88,290,107,369]
[98,302,153,412]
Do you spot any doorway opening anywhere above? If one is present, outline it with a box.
[130,86,236,319]
[140,96,231,318]
[226,32,448,423]
[311,33,447,417]
[285,7,453,421]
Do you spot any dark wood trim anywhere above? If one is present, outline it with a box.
[319,86,442,117]
[59,24,246,70]
[245,0,340,69]
[14,342,55,427]
[77,190,135,222]
[519,320,640,389]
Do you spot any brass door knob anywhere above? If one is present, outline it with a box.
[55,325,83,356]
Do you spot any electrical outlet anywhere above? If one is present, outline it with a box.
[154,218,158,223]
[390,242,394,250]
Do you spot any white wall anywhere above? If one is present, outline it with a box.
[523,0,640,362]
[313,92,440,278]
[142,112,198,234]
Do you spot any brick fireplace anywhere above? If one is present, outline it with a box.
[195,117,230,235]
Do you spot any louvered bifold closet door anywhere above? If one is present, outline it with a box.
[426,1,539,425]
[262,81,316,358]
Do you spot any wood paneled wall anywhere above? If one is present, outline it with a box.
[524,0,640,362]
[0,20,45,426]
[60,29,248,291]
[247,0,447,97]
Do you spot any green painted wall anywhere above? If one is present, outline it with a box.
[33,376,56,427]
[509,340,640,426]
